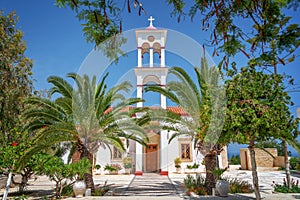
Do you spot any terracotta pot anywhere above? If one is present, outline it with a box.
[73,180,86,197]
[215,179,229,197]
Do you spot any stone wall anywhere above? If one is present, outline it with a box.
[220,146,229,169]
[0,175,7,189]
[240,148,277,170]
[274,156,285,168]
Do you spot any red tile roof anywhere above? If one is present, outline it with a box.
[166,107,188,116]
[103,106,189,116]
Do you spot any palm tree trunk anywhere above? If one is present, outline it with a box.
[249,139,261,200]
[204,153,217,194]
[82,149,95,191]
[283,141,291,189]
[76,139,95,191]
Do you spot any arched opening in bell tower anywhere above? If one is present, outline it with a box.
[153,53,160,66]
[142,75,161,106]
[141,42,150,67]
[142,53,150,66]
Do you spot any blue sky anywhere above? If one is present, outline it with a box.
[1,0,300,156]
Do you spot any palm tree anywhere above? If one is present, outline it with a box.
[21,72,148,191]
[145,58,226,193]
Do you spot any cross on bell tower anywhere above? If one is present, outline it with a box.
[148,16,155,27]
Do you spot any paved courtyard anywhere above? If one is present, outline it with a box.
[1,165,300,199]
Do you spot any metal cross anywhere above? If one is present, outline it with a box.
[148,16,155,26]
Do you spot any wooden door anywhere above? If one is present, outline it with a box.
[146,144,158,172]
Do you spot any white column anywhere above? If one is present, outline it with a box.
[136,85,143,108]
[160,77,167,109]
[160,48,165,67]
[135,84,143,173]
[160,130,169,172]
[149,48,153,67]
[138,48,142,67]
[135,142,143,173]
[160,86,166,109]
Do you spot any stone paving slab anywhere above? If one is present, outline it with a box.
[65,193,300,200]
[66,197,183,200]
[122,173,180,196]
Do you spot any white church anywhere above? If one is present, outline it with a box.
[95,17,228,175]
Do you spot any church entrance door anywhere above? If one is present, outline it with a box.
[145,144,158,172]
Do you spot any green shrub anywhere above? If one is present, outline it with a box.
[13,195,28,200]
[92,186,109,196]
[61,183,73,197]
[224,177,253,193]
[229,155,241,165]
[174,157,182,168]
[104,164,122,171]
[289,157,300,171]
[212,167,227,180]
[95,164,101,170]
[273,178,300,193]
[184,175,253,195]
[183,174,209,195]
[187,163,199,169]
[123,157,132,169]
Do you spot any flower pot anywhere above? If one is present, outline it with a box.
[73,180,86,197]
[215,179,229,197]
[125,168,131,174]
[95,169,101,175]
[109,170,118,175]
[176,167,181,173]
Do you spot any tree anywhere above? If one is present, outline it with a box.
[55,1,300,67]
[0,11,33,200]
[145,58,226,193]
[223,66,298,200]
[22,72,149,191]
[0,11,33,148]
[167,0,300,192]
[55,0,145,46]
[163,1,300,71]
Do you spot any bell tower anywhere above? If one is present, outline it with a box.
[135,16,168,108]
[134,16,169,175]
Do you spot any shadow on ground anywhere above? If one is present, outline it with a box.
[0,189,54,199]
[189,194,255,199]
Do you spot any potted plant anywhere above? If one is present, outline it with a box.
[213,167,229,197]
[72,158,91,197]
[95,164,101,175]
[104,164,121,175]
[174,157,182,173]
[123,157,132,174]
[192,163,199,172]
[186,163,199,173]
[186,164,193,173]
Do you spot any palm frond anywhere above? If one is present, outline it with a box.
[47,76,73,98]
